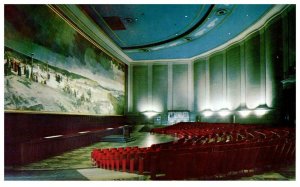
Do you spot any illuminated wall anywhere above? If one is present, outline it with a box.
[4,5,126,115]
[152,65,168,112]
[226,44,241,110]
[129,6,295,124]
[130,62,193,113]
[194,6,295,123]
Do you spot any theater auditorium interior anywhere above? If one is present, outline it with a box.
[3,3,297,182]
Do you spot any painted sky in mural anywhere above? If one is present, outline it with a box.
[4,5,126,115]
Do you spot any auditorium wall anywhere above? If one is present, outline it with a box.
[129,6,295,125]
[128,62,194,124]
[194,6,295,124]
[4,5,128,165]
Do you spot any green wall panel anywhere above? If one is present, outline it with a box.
[194,60,206,111]
[209,53,223,110]
[132,66,148,112]
[152,65,168,112]
[226,44,241,110]
[173,64,188,110]
[265,18,283,108]
[245,33,261,109]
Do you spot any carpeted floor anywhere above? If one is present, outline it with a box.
[11,126,175,171]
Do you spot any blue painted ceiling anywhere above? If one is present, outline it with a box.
[81,4,273,61]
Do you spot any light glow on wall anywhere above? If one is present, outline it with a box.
[142,110,159,118]
[218,109,231,117]
[238,110,251,117]
[202,110,214,117]
[151,103,164,113]
[254,109,268,116]
[254,104,270,116]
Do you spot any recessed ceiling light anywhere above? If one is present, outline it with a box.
[124,17,134,23]
[141,48,150,52]
[246,14,249,17]
[184,36,193,41]
[185,15,188,18]
[228,32,231,35]
[216,9,228,16]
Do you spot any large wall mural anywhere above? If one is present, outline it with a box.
[4,5,126,115]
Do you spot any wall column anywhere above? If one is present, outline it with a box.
[127,64,133,112]
[188,61,194,111]
[260,29,266,105]
[167,63,173,110]
[222,51,227,107]
[205,57,210,109]
[240,42,246,105]
[148,64,153,110]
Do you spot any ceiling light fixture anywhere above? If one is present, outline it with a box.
[123,17,134,23]
[216,8,228,16]
[141,48,150,52]
[184,36,193,41]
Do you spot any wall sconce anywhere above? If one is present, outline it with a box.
[202,109,214,117]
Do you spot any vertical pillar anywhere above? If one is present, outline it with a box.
[188,61,194,111]
[260,29,266,105]
[240,42,246,105]
[222,51,227,107]
[205,57,210,109]
[127,64,133,112]
[281,12,289,79]
[148,64,153,110]
[167,63,173,110]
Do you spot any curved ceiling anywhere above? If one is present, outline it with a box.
[79,4,274,61]
[81,5,213,48]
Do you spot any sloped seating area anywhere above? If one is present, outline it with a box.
[91,122,295,180]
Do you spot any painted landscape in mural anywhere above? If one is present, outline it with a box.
[4,5,126,115]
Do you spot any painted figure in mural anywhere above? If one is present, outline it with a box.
[4,59,9,76]
[17,62,22,76]
[9,59,13,73]
[55,74,60,82]
[35,73,39,82]
[25,64,30,79]
[12,59,16,72]
[23,61,27,75]
[30,62,34,81]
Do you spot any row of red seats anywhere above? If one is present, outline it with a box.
[91,123,295,180]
